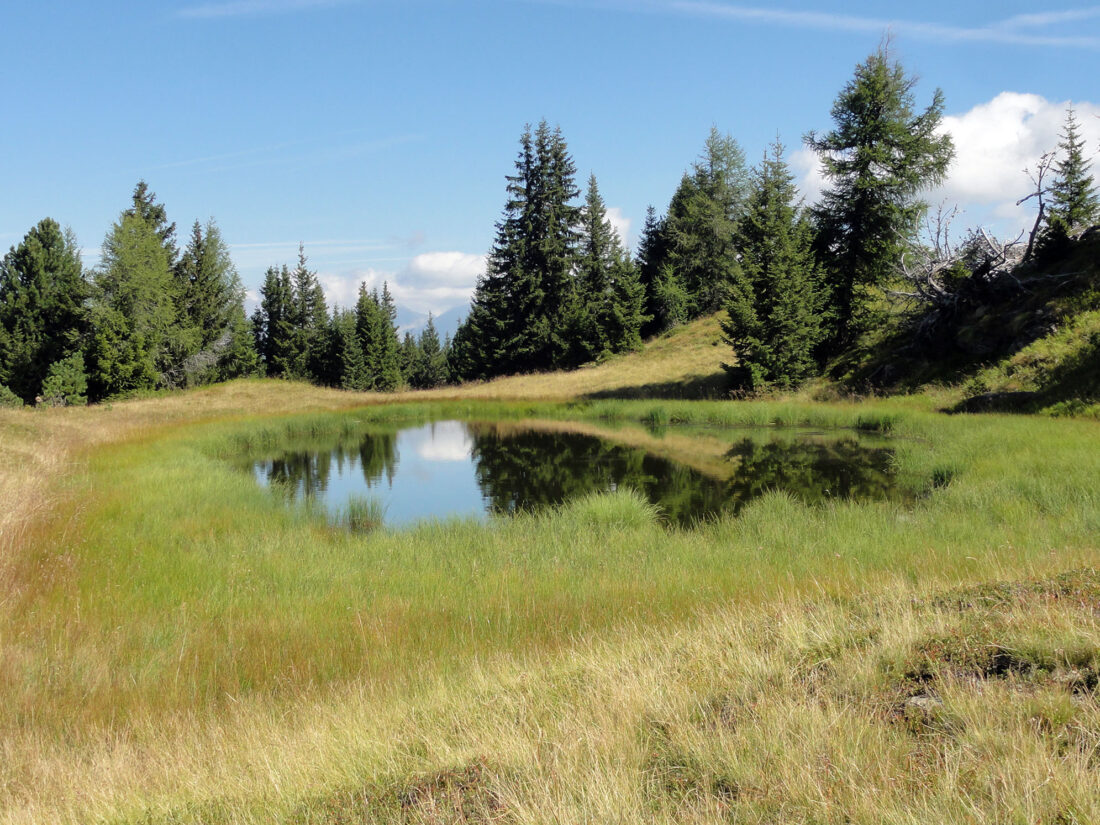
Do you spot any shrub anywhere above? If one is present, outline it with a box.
[0,383,23,408]
[39,352,89,407]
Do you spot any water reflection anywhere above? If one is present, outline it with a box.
[724,437,897,513]
[244,420,909,528]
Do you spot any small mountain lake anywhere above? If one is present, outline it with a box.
[241,419,914,529]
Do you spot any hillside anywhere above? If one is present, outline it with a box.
[431,313,733,401]
[838,230,1100,415]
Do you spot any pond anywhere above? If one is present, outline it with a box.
[242,419,913,529]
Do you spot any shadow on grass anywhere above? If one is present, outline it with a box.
[582,370,733,401]
[949,330,1100,415]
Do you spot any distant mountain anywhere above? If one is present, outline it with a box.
[395,303,468,342]
[394,306,429,335]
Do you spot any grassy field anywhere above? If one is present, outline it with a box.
[2,336,1099,822]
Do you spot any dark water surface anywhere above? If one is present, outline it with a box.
[244,420,910,528]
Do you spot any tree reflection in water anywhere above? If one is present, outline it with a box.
[247,421,906,528]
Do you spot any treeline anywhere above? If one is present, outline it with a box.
[453,46,1096,390]
[0,186,453,407]
[0,184,259,407]
[451,47,956,388]
[4,46,1095,407]
[250,254,449,392]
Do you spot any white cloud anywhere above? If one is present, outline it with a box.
[412,421,474,462]
[317,269,382,309]
[794,92,1100,237]
[312,251,484,315]
[403,251,486,289]
[933,93,1100,230]
[605,207,632,247]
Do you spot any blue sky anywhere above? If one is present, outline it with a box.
[3,1,1099,319]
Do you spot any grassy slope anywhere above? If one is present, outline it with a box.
[838,232,1100,416]
[432,313,733,401]
[1,325,1099,823]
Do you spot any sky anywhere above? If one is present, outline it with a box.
[3,0,1099,322]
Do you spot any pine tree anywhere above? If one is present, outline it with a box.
[662,128,749,318]
[805,45,954,344]
[39,351,88,406]
[1048,108,1098,232]
[722,140,826,389]
[399,330,420,384]
[0,219,88,403]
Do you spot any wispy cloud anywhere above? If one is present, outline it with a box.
[149,133,422,175]
[670,2,1100,47]
[996,8,1100,29]
[555,1,1100,49]
[177,0,354,19]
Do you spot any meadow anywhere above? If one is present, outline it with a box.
[1,356,1099,822]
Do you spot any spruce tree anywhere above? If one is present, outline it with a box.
[127,181,178,268]
[661,128,749,317]
[353,283,400,390]
[252,265,297,378]
[290,244,328,381]
[0,219,88,403]
[1048,108,1098,232]
[575,174,645,360]
[375,283,402,390]
[355,284,383,386]
[410,313,448,388]
[329,308,367,390]
[722,140,826,389]
[806,45,954,344]
[399,330,420,384]
[606,253,646,354]
[455,120,582,378]
[636,205,670,337]
[175,219,257,384]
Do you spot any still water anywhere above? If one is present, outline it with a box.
[244,420,909,528]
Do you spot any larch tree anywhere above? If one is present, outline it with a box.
[805,44,954,345]
[88,212,177,397]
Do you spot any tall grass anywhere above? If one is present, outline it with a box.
[1,382,1098,823]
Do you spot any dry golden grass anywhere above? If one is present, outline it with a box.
[7,569,1100,824]
[418,314,731,402]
